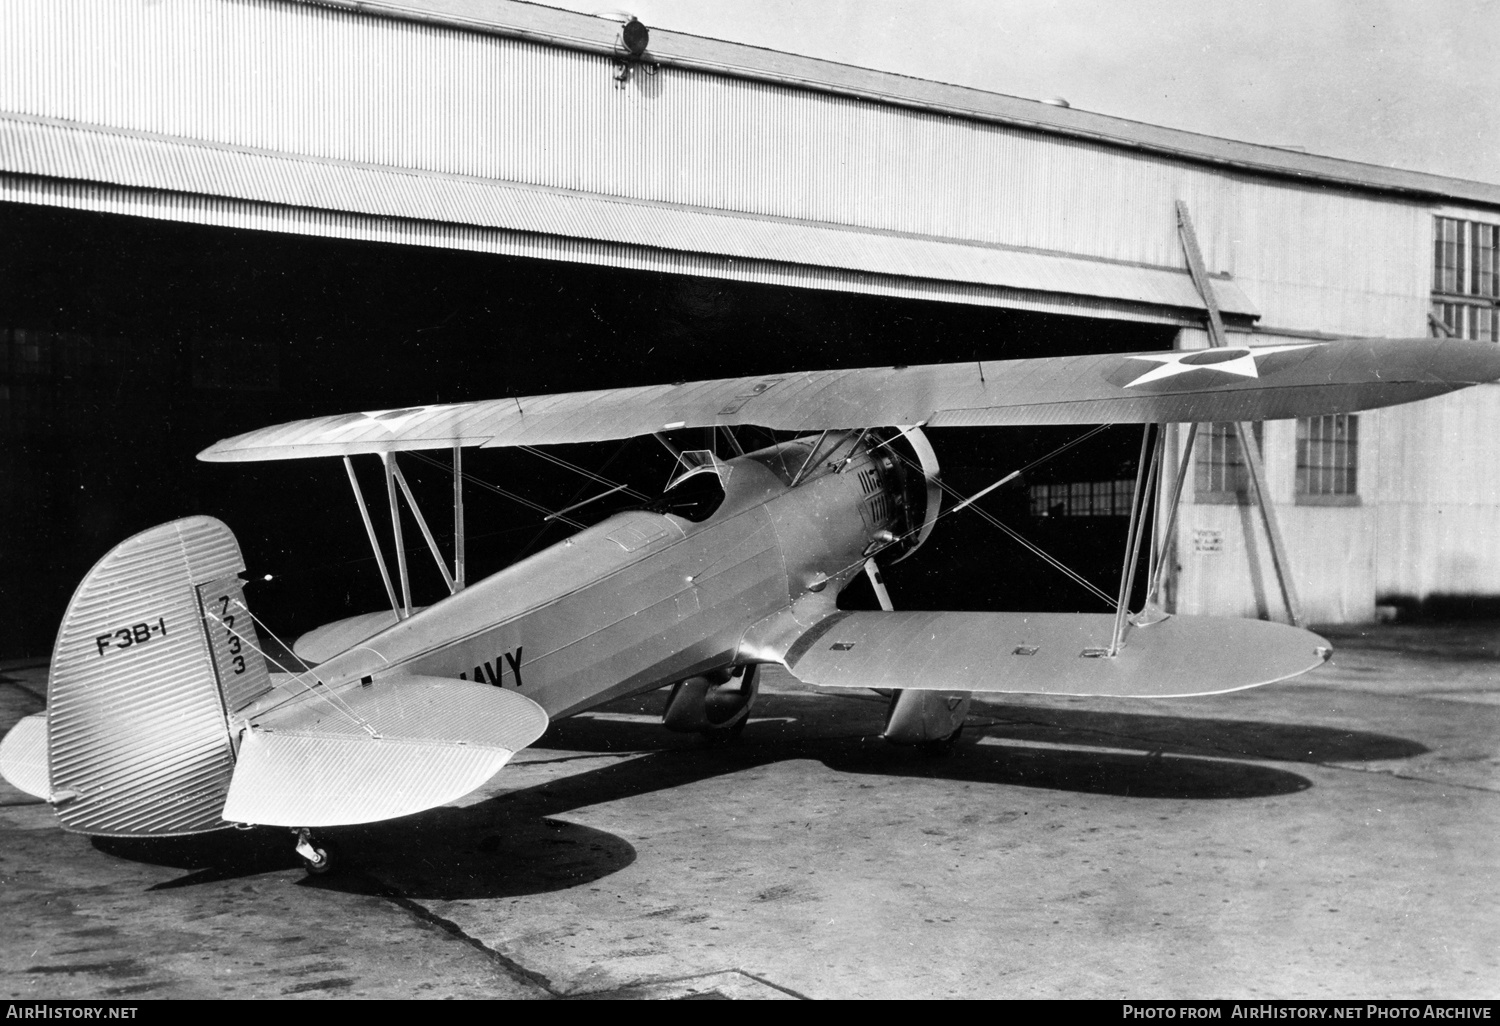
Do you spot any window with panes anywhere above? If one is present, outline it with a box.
[1432,216,1500,340]
[1028,479,1135,517]
[1194,422,1263,503]
[1296,414,1358,504]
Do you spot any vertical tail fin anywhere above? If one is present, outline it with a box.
[36,517,271,836]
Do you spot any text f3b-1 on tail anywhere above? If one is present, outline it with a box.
[5,336,1497,872]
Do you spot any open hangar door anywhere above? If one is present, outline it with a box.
[0,203,1174,658]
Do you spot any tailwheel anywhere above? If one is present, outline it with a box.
[293,827,334,876]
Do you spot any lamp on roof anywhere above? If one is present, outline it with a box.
[612,15,657,85]
[622,17,649,58]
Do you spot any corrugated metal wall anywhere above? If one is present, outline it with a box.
[1372,389,1500,600]
[1170,352,1500,620]
[0,0,1438,335]
[0,166,1199,324]
[1219,182,1432,337]
[1,0,1496,619]
[1170,411,1378,625]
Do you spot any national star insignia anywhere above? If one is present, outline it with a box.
[1121,343,1322,389]
[359,405,439,433]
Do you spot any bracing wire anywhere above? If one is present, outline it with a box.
[1011,424,1111,477]
[887,450,1115,607]
[931,477,1116,607]
[860,425,1119,607]
[512,436,641,562]
[519,445,650,501]
[406,449,585,529]
[206,601,374,732]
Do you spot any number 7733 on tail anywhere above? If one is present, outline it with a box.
[3,336,1497,869]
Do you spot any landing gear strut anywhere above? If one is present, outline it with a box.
[293,827,332,875]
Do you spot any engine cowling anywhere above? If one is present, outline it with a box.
[859,427,942,565]
[662,666,760,736]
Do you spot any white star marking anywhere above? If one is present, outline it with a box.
[1122,343,1322,388]
[359,405,437,433]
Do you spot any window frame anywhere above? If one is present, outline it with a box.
[1027,479,1135,517]
[1193,421,1264,505]
[1432,216,1500,341]
[1295,413,1360,507]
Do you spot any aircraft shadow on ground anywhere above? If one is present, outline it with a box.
[537,688,1427,765]
[306,807,637,901]
[91,688,1423,899]
[966,700,1429,764]
[94,810,639,901]
[95,829,305,887]
[506,722,1315,814]
[304,732,1314,900]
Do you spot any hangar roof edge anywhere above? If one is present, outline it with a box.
[302,0,1500,209]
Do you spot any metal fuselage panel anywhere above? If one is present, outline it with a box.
[409,503,789,718]
[297,437,904,721]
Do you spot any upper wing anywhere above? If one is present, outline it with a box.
[779,611,1330,698]
[198,337,1500,462]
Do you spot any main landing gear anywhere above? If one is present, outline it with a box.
[918,723,965,757]
[292,827,333,875]
[661,664,760,741]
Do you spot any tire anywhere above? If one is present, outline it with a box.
[301,845,332,875]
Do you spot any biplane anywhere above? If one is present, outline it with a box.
[3,336,1498,873]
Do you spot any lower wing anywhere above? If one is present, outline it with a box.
[780,611,1330,699]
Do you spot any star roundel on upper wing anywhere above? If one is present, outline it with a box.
[314,404,448,438]
[359,405,439,433]
[1104,343,1325,392]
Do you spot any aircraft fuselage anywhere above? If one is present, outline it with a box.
[298,433,920,719]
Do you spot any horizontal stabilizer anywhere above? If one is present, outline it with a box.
[223,675,548,827]
[223,732,516,828]
[293,609,414,664]
[0,714,49,800]
[782,611,1330,698]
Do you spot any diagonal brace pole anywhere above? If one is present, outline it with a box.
[1177,200,1303,627]
[1109,424,1161,656]
[1146,422,1198,610]
[382,452,412,618]
[1235,422,1303,625]
[391,458,457,595]
[344,456,402,620]
[453,445,465,591]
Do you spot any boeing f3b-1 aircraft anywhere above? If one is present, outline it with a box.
[4,336,1498,872]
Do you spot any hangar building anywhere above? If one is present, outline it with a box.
[2,0,1498,656]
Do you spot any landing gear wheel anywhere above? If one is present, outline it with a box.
[700,714,749,746]
[709,664,758,743]
[302,846,332,875]
[918,724,964,757]
[293,828,334,876]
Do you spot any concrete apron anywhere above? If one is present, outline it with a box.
[1,622,1497,999]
